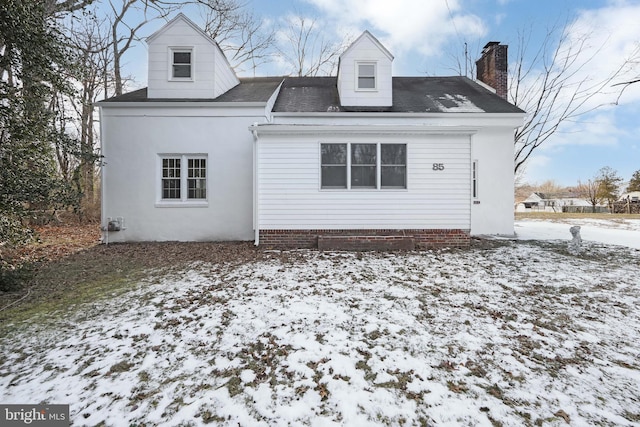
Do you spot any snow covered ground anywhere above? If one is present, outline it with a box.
[515,217,640,249]
[1,220,639,426]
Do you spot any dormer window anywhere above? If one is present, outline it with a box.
[170,48,193,80]
[357,62,376,90]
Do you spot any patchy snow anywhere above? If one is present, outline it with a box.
[1,223,640,426]
[427,94,484,113]
[516,218,640,249]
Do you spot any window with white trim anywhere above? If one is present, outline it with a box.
[170,48,192,79]
[320,143,406,190]
[162,158,182,199]
[472,160,478,198]
[187,158,207,199]
[357,62,376,90]
[160,155,207,202]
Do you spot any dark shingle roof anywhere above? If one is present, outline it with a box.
[216,77,283,102]
[101,75,523,114]
[272,76,523,113]
[271,77,341,113]
[100,77,284,103]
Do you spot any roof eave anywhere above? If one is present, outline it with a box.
[96,101,269,108]
[250,124,481,136]
[147,13,214,46]
[271,111,525,119]
[340,30,394,61]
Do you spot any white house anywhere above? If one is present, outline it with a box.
[619,191,640,202]
[515,192,594,213]
[97,14,524,249]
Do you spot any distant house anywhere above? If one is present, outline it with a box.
[516,192,606,213]
[97,14,524,249]
[619,191,640,202]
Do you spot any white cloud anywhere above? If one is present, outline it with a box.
[545,111,625,149]
[562,1,640,107]
[302,0,486,58]
[512,0,640,173]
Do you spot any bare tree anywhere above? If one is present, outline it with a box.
[198,0,275,74]
[577,178,603,213]
[66,12,116,206]
[42,0,272,219]
[103,0,274,94]
[510,22,640,173]
[277,15,349,77]
[106,0,181,96]
[535,179,565,197]
[441,40,483,78]
[577,166,623,213]
[612,43,640,103]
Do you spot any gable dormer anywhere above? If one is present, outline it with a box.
[146,13,239,99]
[336,31,394,108]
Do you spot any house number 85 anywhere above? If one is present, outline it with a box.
[432,163,445,171]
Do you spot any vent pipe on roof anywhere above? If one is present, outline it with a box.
[476,42,508,100]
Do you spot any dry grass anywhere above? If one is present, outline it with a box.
[0,225,263,322]
[515,212,640,220]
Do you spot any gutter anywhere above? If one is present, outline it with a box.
[252,124,260,246]
[96,101,269,108]
[248,124,481,136]
[270,112,525,119]
[251,80,283,246]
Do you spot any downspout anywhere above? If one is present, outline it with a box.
[98,106,108,245]
[252,124,259,246]
[251,79,281,246]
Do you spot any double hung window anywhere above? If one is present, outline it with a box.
[320,144,347,189]
[357,62,376,90]
[187,158,207,199]
[170,48,193,79]
[162,158,182,199]
[320,143,406,190]
[351,144,377,188]
[160,155,207,203]
[381,144,407,189]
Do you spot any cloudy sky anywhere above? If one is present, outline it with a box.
[127,0,640,187]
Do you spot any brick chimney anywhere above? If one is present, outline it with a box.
[476,42,508,100]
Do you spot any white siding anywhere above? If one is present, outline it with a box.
[337,34,393,107]
[470,127,515,235]
[257,134,471,230]
[147,16,239,99]
[213,50,239,97]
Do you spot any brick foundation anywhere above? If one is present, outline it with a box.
[259,229,470,250]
